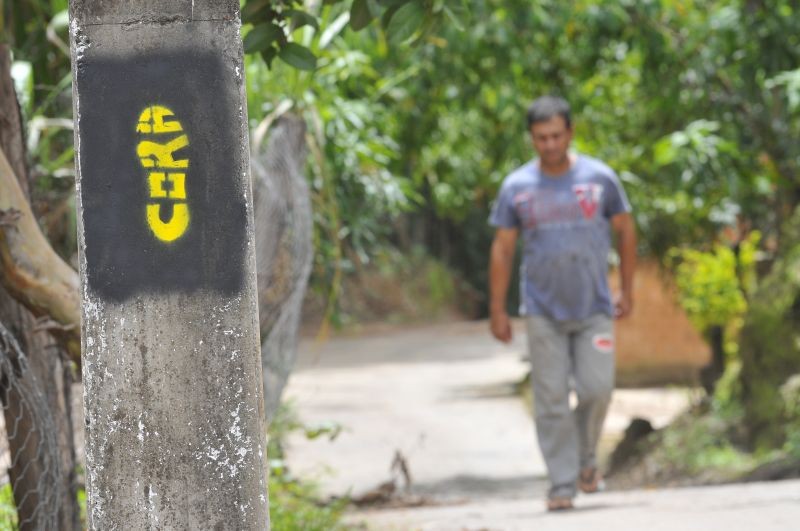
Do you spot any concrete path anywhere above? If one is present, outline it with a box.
[286,321,546,499]
[283,321,795,529]
[285,321,690,498]
[350,478,800,530]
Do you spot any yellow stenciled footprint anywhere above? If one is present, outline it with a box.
[136,105,190,242]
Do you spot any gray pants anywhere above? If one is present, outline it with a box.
[526,314,615,498]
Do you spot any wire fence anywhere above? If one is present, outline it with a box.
[0,322,63,530]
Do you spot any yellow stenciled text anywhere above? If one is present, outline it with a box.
[136,105,190,242]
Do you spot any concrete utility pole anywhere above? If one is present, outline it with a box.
[69,1,269,528]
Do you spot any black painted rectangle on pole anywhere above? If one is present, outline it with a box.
[69,1,269,528]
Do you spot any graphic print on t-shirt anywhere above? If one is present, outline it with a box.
[512,190,579,229]
[512,183,604,229]
[572,183,604,220]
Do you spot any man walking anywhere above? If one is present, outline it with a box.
[488,96,636,511]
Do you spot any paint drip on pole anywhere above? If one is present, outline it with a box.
[68,1,269,528]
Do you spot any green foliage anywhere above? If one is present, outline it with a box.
[237,0,800,323]
[424,255,456,310]
[738,207,800,449]
[654,406,756,479]
[2,0,70,93]
[767,68,800,112]
[711,359,744,420]
[4,3,76,262]
[0,484,17,531]
[77,482,87,528]
[781,374,800,459]
[269,475,350,531]
[242,0,470,69]
[268,402,343,464]
[278,41,318,70]
[348,0,372,31]
[245,3,420,324]
[629,384,795,483]
[670,231,760,332]
[8,0,795,324]
[267,404,351,531]
[672,245,745,331]
[4,0,798,319]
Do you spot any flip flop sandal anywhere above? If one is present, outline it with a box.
[546,497,574,512]
[579,468,605,494]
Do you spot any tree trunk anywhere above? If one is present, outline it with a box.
[0,45,80,530]
[739,206,800,450]
[0,49,29,198]
[251,114,313,420]
[700,325,725,395]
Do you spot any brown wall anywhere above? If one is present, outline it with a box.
[610,261,710,387]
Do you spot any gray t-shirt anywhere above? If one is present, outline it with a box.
[489,154,631,321]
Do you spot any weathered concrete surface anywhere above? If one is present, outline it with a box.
[69,1,268,529]
[70,0,237,25]
[285,321,544,499]
[284,321,691,499]
[351,479,800,530]
[282,322,795,530]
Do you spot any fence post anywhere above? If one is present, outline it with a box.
[68,1,269,528]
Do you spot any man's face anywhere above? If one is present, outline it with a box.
[530,115,572,168]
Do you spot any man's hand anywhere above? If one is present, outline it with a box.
[611,212,636,321]
[490,310,513,343]
[614,291,633,319]
[489,228,518,343]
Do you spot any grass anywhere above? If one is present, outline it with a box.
[267,403,353,531]
[269,472,351,531]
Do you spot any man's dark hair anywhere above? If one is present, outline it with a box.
[526,96,572,130]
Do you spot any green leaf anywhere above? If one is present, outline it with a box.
[386,2,425,43]
[286,9,319,31]
[350,0,373,31]
[653,137,677,166]
[244,23,284,54]
[242,0,271,23]
[767,68,800,111]
[380,3,403,29]
[443,5,466,31]
[260,47,278,69]
[278,43,318,71]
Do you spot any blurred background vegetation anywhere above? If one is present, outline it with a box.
[3,0,800,525]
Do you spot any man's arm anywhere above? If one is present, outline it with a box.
[610,212,636,319]
[489,227,519,342]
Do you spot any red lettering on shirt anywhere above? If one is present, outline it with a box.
[573,183,603,220]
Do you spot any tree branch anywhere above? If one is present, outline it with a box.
[0,147,80,363]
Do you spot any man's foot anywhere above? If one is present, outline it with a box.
[546,496,574,512]
[579,467,605,494]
